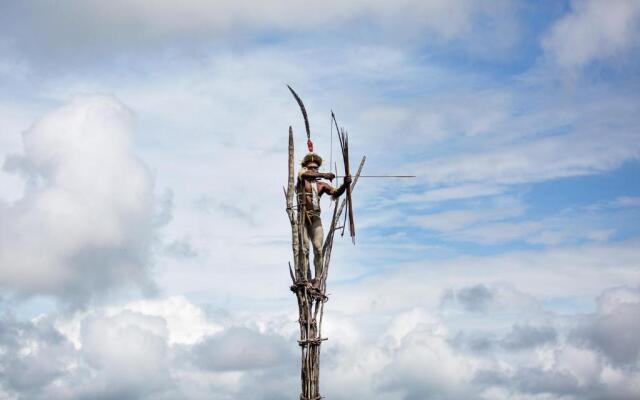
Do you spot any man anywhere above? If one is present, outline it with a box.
[297,152,351,288]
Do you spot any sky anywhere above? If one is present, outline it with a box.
[0,1,639,399]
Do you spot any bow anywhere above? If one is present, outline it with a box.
[332,111,355,244]
[287,85,314,152]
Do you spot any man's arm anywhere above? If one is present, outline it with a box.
[324,176,352,199]
[300,170,335,181]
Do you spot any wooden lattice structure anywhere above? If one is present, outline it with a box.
[284,127,365,399]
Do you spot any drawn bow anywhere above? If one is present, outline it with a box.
[331,112,355,244]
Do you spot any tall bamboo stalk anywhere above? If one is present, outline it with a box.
[286,127,365,399]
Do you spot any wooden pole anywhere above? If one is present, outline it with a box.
[286,126,365,398]
[286,127,301,279]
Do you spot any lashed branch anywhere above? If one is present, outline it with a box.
[287,124,365,400]
[286,126,302,280]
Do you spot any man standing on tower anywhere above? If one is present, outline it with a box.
[297,152,351,288]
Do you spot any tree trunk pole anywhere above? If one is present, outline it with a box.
[286,128,365,400]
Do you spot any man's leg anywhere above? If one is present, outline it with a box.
[301,218,312,281]
[310,216,324,286]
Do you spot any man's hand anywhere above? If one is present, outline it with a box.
[331,174,352,198]
[323,172,336,181]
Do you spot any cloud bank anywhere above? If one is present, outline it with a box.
[1,286,638,399]
[1,0,520,68]
[0,95,156,306]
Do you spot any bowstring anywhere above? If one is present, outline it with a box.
[329,113,333,175]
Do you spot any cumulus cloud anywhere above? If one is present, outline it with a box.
[0,95,156,306]
[476,367,581,397]
[191,326,294,371]
[543,0,640,69]
[499,324,557,351]
[2,287,640,400]
[0,309,176,400]
[475,342,640,400]
[440,283,541,316]
[469,287,640,400]
[74,310,174,399]
[575,286,640,366]
[321,308,479,400]
[0,313,75,397]
[111,296,222,346]
[0,297,295,400]
[375,309,477,399]
[454,324,557,354]
[442,284,495,313]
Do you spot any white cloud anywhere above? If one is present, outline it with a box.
[553,345,601,386]
[0,101,39,203]
[190,327,295,371]
[0,297,293,399]
[409,196,630,247]
[117,296,222,345]
[3,0,519,64]
[412,196,525,232]
[0,95,156,305]
[404,193,622,247]
[77,310,173,396]
[329,240,640,322]
[543,0,640,69]
[402,81,640,188]
[596,286,640,314]
[573,286,640,366]
[441,283,542,319]
[396,184,506,204]
[414,127,639,185]
[375,309,477,399]
[2,283,640,399]
[56,296,222,348]
[612,196,640,208]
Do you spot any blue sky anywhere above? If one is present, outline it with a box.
[0,1,639,399]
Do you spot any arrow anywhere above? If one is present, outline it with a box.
[333,175,415,178]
